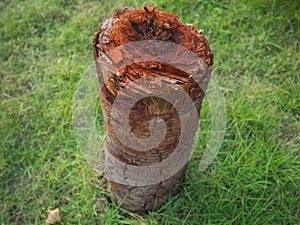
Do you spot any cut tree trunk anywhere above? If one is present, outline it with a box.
[92,6,213,213]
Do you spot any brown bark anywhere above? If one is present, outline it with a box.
[92,6,213,212]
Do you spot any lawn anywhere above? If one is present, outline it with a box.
[0,0,299,224]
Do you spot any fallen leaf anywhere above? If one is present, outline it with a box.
[46,208,61,224]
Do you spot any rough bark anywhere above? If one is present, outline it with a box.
[92,6,213,212]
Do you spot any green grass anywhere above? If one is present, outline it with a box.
[1,0,299,224]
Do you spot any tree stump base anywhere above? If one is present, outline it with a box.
[93,6,213,213]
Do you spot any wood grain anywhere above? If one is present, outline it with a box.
[93,6,213,212]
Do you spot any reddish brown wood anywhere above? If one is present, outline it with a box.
[92,6,213,212]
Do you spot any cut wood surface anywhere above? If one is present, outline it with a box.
[93,5,213,212]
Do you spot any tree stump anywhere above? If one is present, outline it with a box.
[92,6,213,212]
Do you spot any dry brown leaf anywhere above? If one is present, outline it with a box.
[46,208,61,224]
